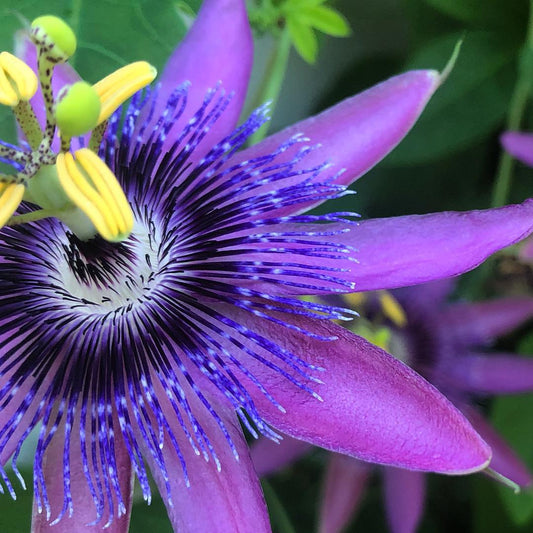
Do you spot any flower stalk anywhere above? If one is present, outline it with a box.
[249,26,292,145]
[491,0,533,207]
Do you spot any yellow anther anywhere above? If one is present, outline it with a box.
[378,291,408,328]
[0,52,38,106]
[342,292,367,308]
[56,149,133,242]
[0,182,25,227]
[94,61,157,124]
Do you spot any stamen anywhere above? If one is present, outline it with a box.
[0,181,25,226]
[0,52,38,106]
[56,148,133,242]
[342,292,367,308]
[378,290,408,327]
[93,62,157,124]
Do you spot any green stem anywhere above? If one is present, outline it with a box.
[248,27,292,146]
[261,480,297,533]
[6,208,62,226]
[491,0,533,207]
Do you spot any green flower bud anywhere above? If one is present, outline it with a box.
[31,15,77,59]
[55,82,101,137]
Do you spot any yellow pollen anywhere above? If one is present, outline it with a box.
[378,291,408,328]
[56,149,134,242]
[0,182,25,226]
[0,52,38,106]
[94,61,157,124]
[342,292,367,308]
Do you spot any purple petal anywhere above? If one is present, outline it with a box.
[439,298,533,346]
[383,468,426,533]
[229,310,491,473]
[251,435,312,477]
[464,407,532,487]
[244,200,533,296]
[137,393,270,533]
[149,0,252,153]
[31,420,133,532]
[443,352,533,395]
[350,200,533,291]
[319,455,371,533]
[394,279,455,313]
[501,131,533,167]
[0,363,55,466]
[232,70,440,217]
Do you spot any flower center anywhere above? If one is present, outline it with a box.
[59,221,160,312]
[0,15,156,242]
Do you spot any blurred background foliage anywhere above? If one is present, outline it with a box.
[0,0,533,531]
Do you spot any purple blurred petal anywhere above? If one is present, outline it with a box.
[251,435,312,477]
[464,407,532,487]
[232,70,440,217]
[501,131,533,167]
[444,352,533,395]
[228,309,491,473]
[439,298,533,345]
[146,0,252,156]
[519,236,533,261]
[384,468,426,533]
[138,392,270,533]
[319,455,371,533]
[394,279,455,314]
[31,419,133,532]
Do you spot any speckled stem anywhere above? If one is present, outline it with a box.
[12,101,43,150]
[0,143,29,164]
[89,121,107,152]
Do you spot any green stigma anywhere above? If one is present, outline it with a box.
[31,15,77,59]
[55,82,101,137]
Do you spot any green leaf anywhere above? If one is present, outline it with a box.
[299,5,351,37]
[473,477,522,533]
[72,0,188,82]
[262,480,297,533]
[425,0,528,31]
[0,0,190,145]
[385,31,517,166]
[130,495,172,532]
[0,468,32,533]
[491,392,533,525]
[286,17,318,63]
[490,334,533,526]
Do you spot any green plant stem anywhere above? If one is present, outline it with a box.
[261,480,297,533]
[249,27,292,146]
[7,208,61,226]
[491,0,533,207]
